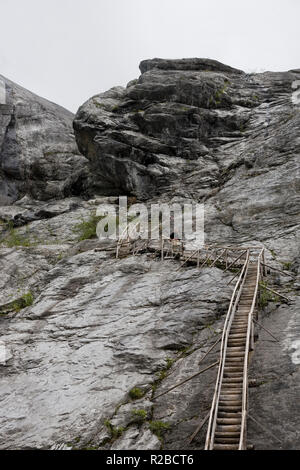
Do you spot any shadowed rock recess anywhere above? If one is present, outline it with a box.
[0,58,299,450]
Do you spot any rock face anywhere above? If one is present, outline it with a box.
[0,75,90,204]
[0,59,300,450]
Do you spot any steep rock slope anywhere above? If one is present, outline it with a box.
[74,58,300,256]
[0,75,89,204]
[0,59,299,450]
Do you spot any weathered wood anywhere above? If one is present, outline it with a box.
[176,248,199,271]
[188,412,210,444]
[261,262,295,279]
[213,444,239,450]
[253,319,279,342]
[248,414,282,443]
[197,250,201,268]
[211,249,226,268]
[152,361,218,401]
[198,336,221,366]
[263,285,290,302]
[228,266,243,285]
[217,418,241,425]
[205,250,251,450]
[225,250,248,271]
[199,252,211,269]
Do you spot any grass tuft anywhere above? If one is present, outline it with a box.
[129,387,145,400]
[149,421,171,439]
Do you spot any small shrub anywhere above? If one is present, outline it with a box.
[259,282,278,308]
[176,345,192,358]
[156,369,168,381]
[0,221,34,248]
[149,421,171,438]
[129,387,145,400]
[73,214,104,241]
[73,213,120,241]
[282,262,292,271]
[104,420,125,440]
[12,291,34,312]
[165,357,175,370]
[131,409,147,424]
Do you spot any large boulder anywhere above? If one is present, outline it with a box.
[74,58,300,256]
[0,74,90,204]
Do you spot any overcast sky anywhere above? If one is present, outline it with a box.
[0,0,299,113]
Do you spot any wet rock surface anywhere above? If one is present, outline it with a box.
[0,75,90,204]
[0,58,299,449]
[0,235,232,449]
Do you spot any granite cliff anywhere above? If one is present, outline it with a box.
[0,74,89,204]
[0,59,299,450]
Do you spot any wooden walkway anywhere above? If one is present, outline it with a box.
[116,237,266,450]
[205,250,264,450]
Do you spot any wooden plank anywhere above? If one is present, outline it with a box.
[153,361,218,401]
[261,262,295,279]
[253,319,279,342]
[263,285,290,302]
[188,412,210,444]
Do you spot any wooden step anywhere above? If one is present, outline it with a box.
[223,373,244,378]
[213,444,239,450]
[223,372,243,378]
[218,412,242,418]
[230,328,248,332]
[224,366,244,371]
[227,341,246,346]
[223,377,243,383]
[220,394,242,401]
[225,357,245,363]
[217,418,241,425]
[221,385,243,391]
[228,332,247,339]
[215,429,241,436]
[228,338,247,342]
[222,383,243,394]
[223,376,243,381]
[226,352,245,357]
[229,321,248,330]
[219,401,242,408]
[215,438,240,444]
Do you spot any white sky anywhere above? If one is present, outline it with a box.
[0,0,299,113]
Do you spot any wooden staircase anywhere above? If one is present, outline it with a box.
[213,264,258,450]
[115,234,265,450]
[205,250,265,450]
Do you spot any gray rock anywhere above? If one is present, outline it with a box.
[0,246,232,449]
[0,58,299,450]
[74,58,300,259]
[0,75,90,204]
[111,426,161,450]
